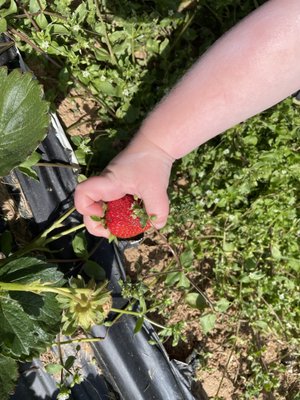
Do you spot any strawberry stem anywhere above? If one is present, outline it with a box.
[110,307,166,329]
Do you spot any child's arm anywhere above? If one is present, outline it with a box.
[75,0,300,237]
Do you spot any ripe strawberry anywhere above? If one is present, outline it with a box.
[105,194,151,239]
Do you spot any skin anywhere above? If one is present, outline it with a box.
[75,0,300,237]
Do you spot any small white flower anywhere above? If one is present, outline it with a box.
[73,25,80,32]
[206,190,213,196]
[279,293,284,300]
[214,198,220,204]
[100,75,106,81]
[82,70,90,78]
[41,41,49,50]
[57,393,70,400]
[223,148,230,155]
[168,10,174,16]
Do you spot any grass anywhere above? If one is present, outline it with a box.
[3,0,300,398]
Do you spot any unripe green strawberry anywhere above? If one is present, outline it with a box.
[105,194,151,239]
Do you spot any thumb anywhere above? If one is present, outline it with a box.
[141,187,170,229]
[74,175,126,216]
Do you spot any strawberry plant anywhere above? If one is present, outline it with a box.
[0,204,161,399]
[0,203,110,399]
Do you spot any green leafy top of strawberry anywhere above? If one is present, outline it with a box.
[105,194,151,239]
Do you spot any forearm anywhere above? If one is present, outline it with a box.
[135,0,300,159]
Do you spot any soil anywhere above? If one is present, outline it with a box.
[40,333,103,384]
[57,89,102,136]
[0,174,32,245]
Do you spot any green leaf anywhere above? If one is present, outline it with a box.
[288,259,300,273]
[90,215,102,222]
[35,13,48,29]
[19,151,41,168]
[64,355,76,370]
[253,320,269,331]
[146,38,159,54]
[271,244,281,260]
[77,174,87,183]
[94,47,111,62]
[185,292,207,310]
[179,249,194,267]
[0,257,64,285]
[74,3,87,23]
[108,234,117,243]
[165,271,190,288]
[139,296,147,314]
[215,298,230,313]
[200,313,216,334]
[165,271,181,286]
[0,18,7,33]
[29,0,46,12]
[51,24,70,35]
[177,272,190,289]
[0,354,18,400]
[18,165,39,180]
[223,241,235,252]
[0,258,63,359]
[45,363,63,375]
[159,38,169,54]
[248,271,265,281]
[0,0,17,18]
[243,135,258,145]
[0,68,49,176]
[0,292,60,359]
[83,260,106,281]
[93,79,118,97]
[134,316,144,334]
[72,232,88,259]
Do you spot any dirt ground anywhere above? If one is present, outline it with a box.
[57,89,101,136]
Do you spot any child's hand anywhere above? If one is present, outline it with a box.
[74,135,174,237]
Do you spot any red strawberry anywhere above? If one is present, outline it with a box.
[105,194,151,239]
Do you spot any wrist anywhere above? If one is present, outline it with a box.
[127,132,175,166]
